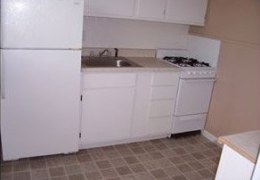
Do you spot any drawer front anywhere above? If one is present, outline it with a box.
[149,100,174,117]
[83,73,136,89]
[151,86,177,100]
[152,72,179,86]
[172,114,206,134]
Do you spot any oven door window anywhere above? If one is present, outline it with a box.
[174,79,215,116]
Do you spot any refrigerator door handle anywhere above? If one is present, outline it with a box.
[1,51,6,99]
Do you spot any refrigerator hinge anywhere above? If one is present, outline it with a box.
[79,133,81,138]
[80,95,83,101]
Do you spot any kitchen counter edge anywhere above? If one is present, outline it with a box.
[81,57,180,73]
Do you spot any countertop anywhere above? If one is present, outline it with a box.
[81,57,180,73]
[218,130,260,163]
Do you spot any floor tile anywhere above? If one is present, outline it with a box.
[197,169,215,178]
[31,169,49,180]
[96,160,112,169]
[65,164,82,175]
[1,173,13,180]
[13,171,31,180]
[100,168,118,178]
[150,169,168,179]
[172,175,188,180]
[85,171,102,180]
[68,174,85,180]
[135,172,154,180]
[30,160,47,170]
[124,156,139,165]
[176,163,193,173]
[115,166,132,176]
[49,167,66,177]
[129,163,146,173]
[80,162,98,173]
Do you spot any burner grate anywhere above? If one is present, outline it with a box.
[163,56,210,67]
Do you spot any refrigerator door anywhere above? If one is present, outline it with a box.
[1,50,81,160]
[1,0,84,49]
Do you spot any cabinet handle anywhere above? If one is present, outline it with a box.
[1,52,6,99]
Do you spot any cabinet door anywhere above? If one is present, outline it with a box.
[137,0,166,20]
[165,0,208,25]
[81,88,135,146]
[86,0,136,18]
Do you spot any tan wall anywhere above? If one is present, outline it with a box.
[190,0,260,137]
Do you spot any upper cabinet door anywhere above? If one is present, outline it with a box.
[137,0,166,20]
[86,0,136,18]
[165,0,208,25]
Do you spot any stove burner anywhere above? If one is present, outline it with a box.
[163,56,210,67]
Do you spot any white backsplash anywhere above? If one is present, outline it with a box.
[82,48,156,57]
[82,17,189,49]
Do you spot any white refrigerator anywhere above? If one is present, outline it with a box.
[1,0,84,160]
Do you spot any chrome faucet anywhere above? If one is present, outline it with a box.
[114,48,119,57]
[99,49,111,57]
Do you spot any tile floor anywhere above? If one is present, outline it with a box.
[1,134,222,180]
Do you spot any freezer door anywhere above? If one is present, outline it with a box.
[1,50,81,160]
[174,78,215,116]
[1,0,84,49]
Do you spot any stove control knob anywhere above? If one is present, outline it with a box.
[199,72,203,75]
[203,71,207,75]
[187,71,191,75]
[192,71,196,75]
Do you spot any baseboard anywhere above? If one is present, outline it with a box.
[79,134,170,150]
[202,130,218,143]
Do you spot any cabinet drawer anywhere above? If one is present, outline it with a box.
[149,100,174,117]
[152,72,179,86]
[83,73,136,89]
[151,86,177,100]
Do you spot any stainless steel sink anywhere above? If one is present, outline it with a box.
[81,56,142,68]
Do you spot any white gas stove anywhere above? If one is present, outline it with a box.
[161,56,217,134]
[156,36,221,134]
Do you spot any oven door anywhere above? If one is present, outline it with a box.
[174,78,215,116]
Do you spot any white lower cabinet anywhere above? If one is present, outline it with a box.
[215,145,255,180]
[80,72,136,148]
[80,71,179,148]
[81,88,135,147]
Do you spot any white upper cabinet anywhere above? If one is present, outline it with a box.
[137,0,166,20]
[165,0,208,26]
[85,0,136,18]
[84,0,207,26]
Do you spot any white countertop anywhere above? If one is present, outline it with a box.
[81,57,180,73]
[218,130,260,163]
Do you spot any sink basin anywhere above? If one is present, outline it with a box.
[82,56,142,68]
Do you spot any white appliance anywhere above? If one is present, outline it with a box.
[1,0,84,160]
[157,35,221,134]
[172,67,216,134]
[252,153,260,180]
